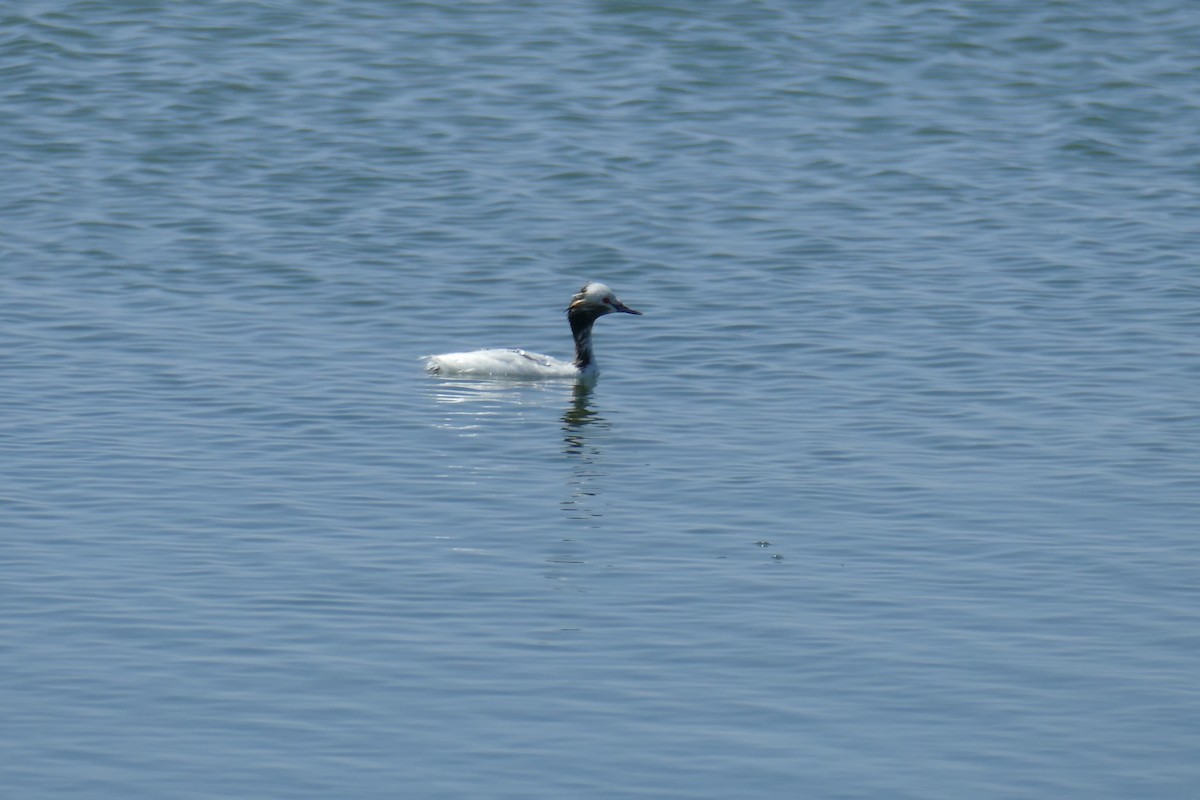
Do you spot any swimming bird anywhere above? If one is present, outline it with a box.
[424,282,642,379]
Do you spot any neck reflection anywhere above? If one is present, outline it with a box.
[560,381,609,520]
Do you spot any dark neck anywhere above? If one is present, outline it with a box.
[569,309,601,370]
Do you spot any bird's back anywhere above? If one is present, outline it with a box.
[423,348,579,379]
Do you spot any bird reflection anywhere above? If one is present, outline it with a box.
[424,376,610,521]
[561,382,607,455]
[424,376,583,436]
[560,382,609,520]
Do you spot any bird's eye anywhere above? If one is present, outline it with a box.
[604,297,614,304]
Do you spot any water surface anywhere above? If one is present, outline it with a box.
[3,2,1199,798]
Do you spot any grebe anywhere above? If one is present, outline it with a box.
[424,282,641,379]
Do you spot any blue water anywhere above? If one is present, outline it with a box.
[3,2,1199,798]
